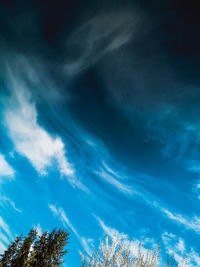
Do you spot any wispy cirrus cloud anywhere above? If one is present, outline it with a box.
[4,83,73,177]
[96,216,128,240]
[49,204,94,256]
[0,154,14,179]
[0,216,12,238]
[95,169,132,195]
[96,217,200,266]
[147,108,200,171]
[82,135,200,236]
[0,240,7,254]
[80,135,134,195]
[49,204,78,236]
[0,216,13,253]
[2,67,87,191]
[0,196,22,213]
[64,10,141,74]
[96,216,156,259]
[162,232,200,266]
[161,208,200,234]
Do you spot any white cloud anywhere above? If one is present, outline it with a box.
[0,196,22,213]
[0,217,12,253]
[162,232,200,266]
[3,70,87,190]
[0,154,14,178]
[0,241,7,254]
[49,204,93,256]
[96,216,155,258]
[80,237,94,256]
[0,216,12,238]
[0,232,9,245]
[177,239,185,253]
[73,133,134,195]
[161,208,200,234]
[162,232,185,265]
[49,204,78,236]
[102,161,123,180]
[96,216,128,240]
[84,136,200,234]
[96,169,132,195]
[97,218,200,266]
[5,87,73,177]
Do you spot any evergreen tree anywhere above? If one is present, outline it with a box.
[0,236,21,267]
[11,229,37,267]
[31,228,69,267]
[0,228,69,267]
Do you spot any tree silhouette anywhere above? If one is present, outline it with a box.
[0,228,69,267]
[0,236,22,266]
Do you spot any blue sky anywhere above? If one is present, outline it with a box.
[0,0,200,266]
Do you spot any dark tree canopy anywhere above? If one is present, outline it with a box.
[0,228,69,267]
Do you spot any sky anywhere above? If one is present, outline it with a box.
[0,0,200,266]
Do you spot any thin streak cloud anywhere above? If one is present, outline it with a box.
[0,154,14,179]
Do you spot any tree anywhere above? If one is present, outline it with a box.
[81,235,140,267]
[81,236,187,267]
[11,228,37,267]
[31,228,69,267]
[0,228,69,267]
[0,236,22,267]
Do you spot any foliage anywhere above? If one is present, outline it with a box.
[0,228,188,267]
[0,228,69,267]
[81,236,187,267]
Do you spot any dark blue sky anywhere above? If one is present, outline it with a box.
[0,0,200,265]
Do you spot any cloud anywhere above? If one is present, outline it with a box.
[0,196,22,213]
[0,216,13,253]
[81,135,134,195]
[80,237,94,257]
[2,68,89,190]
[96,169,132,194]
[0,154,14,179]
[96,217,200,266]
[147,108,200,174]
[49,204,94,256]
[49,204,78,236]
[82,135,200,236]
[96,216,128,240]
[161,208,200,234]
[162,232,200,266]
[0,216,12,238]
[96,216,156,259]
[0,241,7,254]
[0,232,9,245]
[4,84,73,177]
[64,10,140,74]
[83,135,200,236]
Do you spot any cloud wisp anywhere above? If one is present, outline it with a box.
[64,10,141,74]
[161,208,200,234]
[79,134,200,236]
[96,216,157,259]
[0,216,12,253]
[162,232,200,266]
[4,84,73,177]
[2,67,88,190]
[0,154,14,179]
[49,204,94,256]
[96,217,200,266]
[0,196,22,213]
